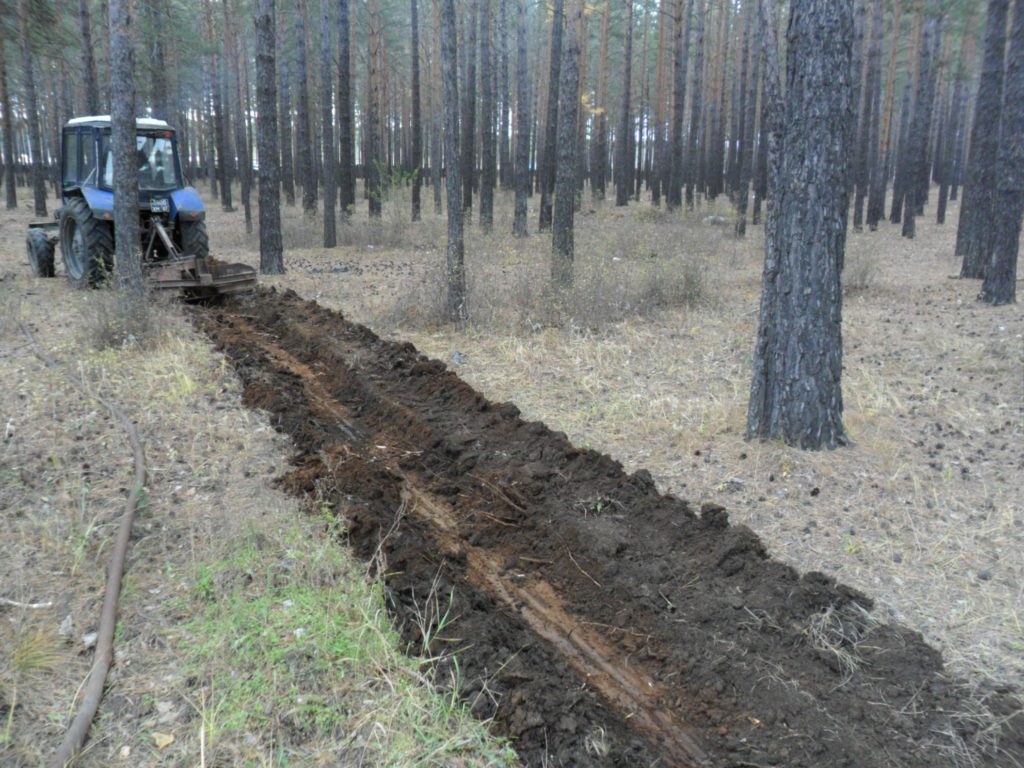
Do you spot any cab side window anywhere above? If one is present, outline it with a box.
[62,131,80,185]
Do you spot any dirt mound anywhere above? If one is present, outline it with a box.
[195,288,1023,767]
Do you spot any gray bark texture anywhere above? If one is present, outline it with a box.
[1,42,17,210]
[79,0,101,115]
[957,0,1009,278]
[320,0,337,245]
[108,0,144,293]
[18,0,47,218]
[538,0,563,228]
[256,0,285,274]
[337,0,355,215]
[512,0,531,237]
[551,0,582,287]
[440,0,467,322]
[747,0,853,450]
[980,0,1023,305]
[615,0,633,207]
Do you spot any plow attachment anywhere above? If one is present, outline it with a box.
[147,257,258,297]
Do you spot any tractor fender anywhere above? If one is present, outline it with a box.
[79,187,115,220]
[171,187,206,223]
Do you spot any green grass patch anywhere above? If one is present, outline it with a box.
[181,520,517,766]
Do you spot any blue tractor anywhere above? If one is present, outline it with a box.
[27,116,255,295]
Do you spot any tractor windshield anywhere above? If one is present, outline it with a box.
[100,133,180,191]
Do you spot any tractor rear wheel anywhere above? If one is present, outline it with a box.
[60,198,114,288]
[27,228,56,277]
[178,220,209,259]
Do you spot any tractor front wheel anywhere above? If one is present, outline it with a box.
[60,198,114,289]
[178,220,209,259]
[27,228,56,277]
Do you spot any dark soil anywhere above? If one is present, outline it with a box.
[195,288,1023,768]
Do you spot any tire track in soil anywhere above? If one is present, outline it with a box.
[194,289,1023,768]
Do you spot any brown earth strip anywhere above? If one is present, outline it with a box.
[194,288,1024,768]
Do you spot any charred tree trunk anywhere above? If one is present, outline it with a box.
[957,0,1008,279]
[512,0,531,236]
[256,0,285,273]
[980,0,1023,305]
[748,0,853,450]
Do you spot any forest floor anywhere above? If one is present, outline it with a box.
[1,185,1021,767]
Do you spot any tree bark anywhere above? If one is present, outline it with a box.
[337,0,355,216]
[277,24,296,206]
[440,0,467,321]
[109,0,144,293]
[366,0,384,218]
[18,0,48,218]
[685,0,705,208]
[901,13,942,239]
[957,0,1009,279]
[294,0,317,215]
[512,0,531,237]
[225,0,253,231]
[666,0,692,210]
[538,0,564,227]
[479,0,496,231]
[461,0,479,217]
[551,0,582,288]
[79,0,102,115]
[1,41,17,210]
[411,0,423,221]
[320,0,337,245]
[980,0,1022,305]
[256,0,285,274]
[615,0,633,207]
[748,0,853,450]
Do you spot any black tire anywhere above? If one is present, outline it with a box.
[26,228,56,277]
[60,198,114,288]
[178,220,209,259]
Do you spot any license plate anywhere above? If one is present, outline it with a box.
[150,198,169,213]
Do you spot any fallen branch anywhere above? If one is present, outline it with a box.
[18,320,147,768]
[0,597,53,609]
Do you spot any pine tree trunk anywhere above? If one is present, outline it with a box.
[18,0,47,218]
[980,0,1022,305]
[337,0,355,217]
[497,0,512,190]
[277,30,295,206]
[411,0,423,222]
[225,0,252,231]
[552,0,582,287]
[734,0,761,237]
[366,0,384,218]
[666,0,692,210]
[615,0,633,207]
[293,0,317,215]
[440,0,467,321]
[957,0,1008,279]
[109,0,144,293]
[79,0,101,115]
[866,0,900,230]
[685,0,705,208]
[460,0,479,217]
[479,0,496,231]
[748,0,852,450]
[256,0,285,273]
[852,0,882,231]
[1,42,17,210]
[320,0,337,245]
[512,0,531,236]
[538,0,564,227]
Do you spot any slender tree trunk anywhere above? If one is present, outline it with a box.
[957,0,1008,279]
[79,0,101,115]
[902,14,942,239]
[538,0,564,228]
[366,0,384,218]
[278,27,295,206]
[1,42,17,210]
[866,0,900,230]
[411,0,423,221]
[337,0,355,216]
[685,0,705,208]
[552,0,582,287]
[429,1,443,215]
[18,0,47,217]
[461,0,479,217]
[479,0,496,231]
[666,0,692,210]
[256,0,285,273]
[320,0,337,245]
[512,0,531,236]
[292,0,317,215]
[735,0,761,237]
[980,0,1023,305]
[615,0,633,206]
[225,0,252,231]
[748,0,853,450]
[440,0,466,321]
[852,0,882,231]
[109,0,143,293]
